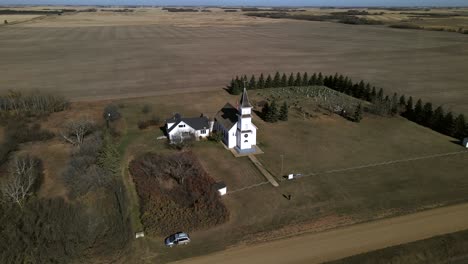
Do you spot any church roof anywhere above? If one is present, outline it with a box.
[239,88,252,108]
[214,103,238,130]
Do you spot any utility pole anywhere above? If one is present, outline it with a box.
[280,154,284,177]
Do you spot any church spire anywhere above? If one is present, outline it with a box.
[239,88,252,108]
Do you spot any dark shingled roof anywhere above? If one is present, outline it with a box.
[239,88,252,108]
[167,114,210,133]
[215,103,238,130]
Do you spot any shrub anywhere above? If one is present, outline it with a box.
[137,115,160,130]
[0,91,68,120]
[129,152,229,235]
[208,131,223,142]
[0,120,54,166]
[103,104,121,122]
[62,132,113,198]
[141,104,151,114]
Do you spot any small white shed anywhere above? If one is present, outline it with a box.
[213,182,227,196]
[463,138,468,148]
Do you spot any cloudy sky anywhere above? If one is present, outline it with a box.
[1,0,466,6]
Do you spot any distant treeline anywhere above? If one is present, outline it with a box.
[368,7,432,11]
[331,9,385,16]
[245,12,384,25]
[100,8,134,12]
[162,7,199,12]
[403,12,461,18]
[240,7,305,12]
[390,23,468,34]
[228,72,468,140]
[0,9,71,15]
[224,9,238,12]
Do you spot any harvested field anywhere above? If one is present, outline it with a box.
[0,11,467,115]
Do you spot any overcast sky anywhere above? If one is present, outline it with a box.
[1,0,467,6]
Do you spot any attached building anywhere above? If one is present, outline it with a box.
[165,88,257,154]
[166,113,212,142]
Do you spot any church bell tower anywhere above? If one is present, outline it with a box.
[236,88,257,153]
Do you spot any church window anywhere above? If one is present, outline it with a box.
[244,134,248,138]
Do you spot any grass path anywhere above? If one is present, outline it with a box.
[118,129,144,233]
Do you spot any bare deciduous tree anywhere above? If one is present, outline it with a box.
[60,118,95,145]
[1,155,40,208]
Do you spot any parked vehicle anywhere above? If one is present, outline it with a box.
[165,232,191,247]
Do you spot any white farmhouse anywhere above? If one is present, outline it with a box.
[166,114,212,142]
[166,88,257,154]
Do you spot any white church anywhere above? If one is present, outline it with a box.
[166,88,257,154]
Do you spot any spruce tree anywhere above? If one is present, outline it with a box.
[279,102,288,121]
[309,73,317,85]
[337,75,344,91]
[229,78,235,93]
[431,106,445,132]
[288,73,295,86]
[302,72,309,86]
[249,75,256,90]
[331,73,339,88]
[443,112,455,136]
[317,72,324,86]
[323,76,330,87]
[273,72,281,88]
[405,96,414,118]
[265,74,272,88]
[340,76,348,93]
[262,102,270,121]
[353,103,363,123]
[280,73,288,87]
[422,102,433,126]
[294,72,302,86]
[370,87,377,101]
[453,114,467,140]
[391,93,399,116]
[258,73,265,89]
[399,95,406,107]
[357,80,366,99]
[269,100,279,122]
[413,99,423,124]
[231,76,242,95]
[364,83,372,101]
[377,88,384,101]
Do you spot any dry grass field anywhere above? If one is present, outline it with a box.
[0,8,467,116]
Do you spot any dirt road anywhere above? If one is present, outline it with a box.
[173,203,468,264]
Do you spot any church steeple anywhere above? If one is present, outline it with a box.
[239,88,252,109]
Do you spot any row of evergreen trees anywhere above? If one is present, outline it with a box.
[402,97,467,140]
[228,72,325,95]
[262,101,288,122]
[228,72,468,140]
[229,72,384,104]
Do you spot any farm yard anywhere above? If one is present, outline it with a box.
[97,90,468,263]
